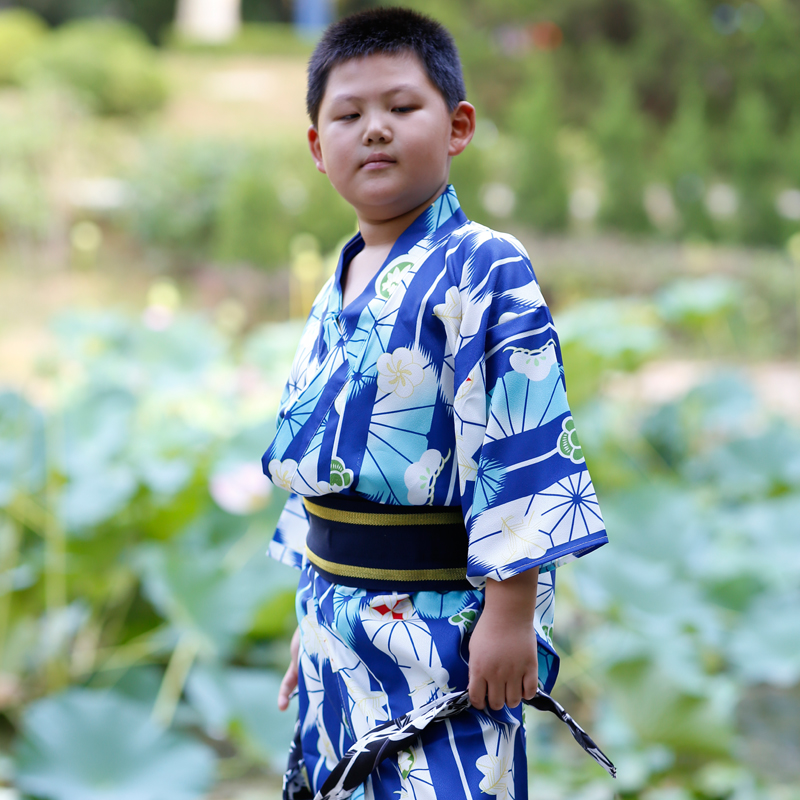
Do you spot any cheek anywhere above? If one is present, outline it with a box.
[407,127,450,169]
[317,141,343,175]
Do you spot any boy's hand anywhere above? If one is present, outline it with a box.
[468,569,539,711]
[278,625,301,711]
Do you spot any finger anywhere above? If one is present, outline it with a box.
[469,675,487,710]
[522,672,539,701]
[487,679,506,711]
[505,680,522,709]
[277,664,298,711]
[278,682,297,711]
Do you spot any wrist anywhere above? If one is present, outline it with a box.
[482,567,539,624]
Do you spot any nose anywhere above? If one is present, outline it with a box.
[362,111,393,145]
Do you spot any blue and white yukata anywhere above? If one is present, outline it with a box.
[262,186,609,800]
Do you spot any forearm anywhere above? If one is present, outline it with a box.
[468,567,540,710]
[483,566,539,623]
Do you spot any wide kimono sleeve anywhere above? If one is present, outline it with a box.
[263,276,333,570]
[267,491,309,570]
[447,230,608,587]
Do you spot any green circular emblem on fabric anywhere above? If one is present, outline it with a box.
[558,417,584,463]
[376,260,415,299]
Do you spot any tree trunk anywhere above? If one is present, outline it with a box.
[175,0,241,44]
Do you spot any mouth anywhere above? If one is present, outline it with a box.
[361,153,396,169]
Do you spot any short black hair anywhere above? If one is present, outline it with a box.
[306,7,466,126]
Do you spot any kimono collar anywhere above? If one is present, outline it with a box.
[330,185,467,321]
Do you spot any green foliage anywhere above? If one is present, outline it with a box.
[0,392,46,505]
[0,8,48,85]
[126,138,355,269]
[431,0,800,244]
[508,62,569,231]
[725,89,783,245]
[570,376,800,788]
[557,297,664,405]
[14,688,216,800]
[186,664,296,768]
[126,139,245,256]
[0,88,60,241]
[212,152,288,267]
[1,280,799,795]
[659,83,715,239]
[655,276,740,328]
[591,67,651,234]
[785,113,800,186]
[135,534,292,660]
[5,1,799,246]
[18,18,168,117]
[0,305,305,793]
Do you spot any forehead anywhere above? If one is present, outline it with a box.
[322,50,441,104]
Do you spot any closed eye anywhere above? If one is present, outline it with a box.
[339,113,360,121]
[393,106,416,113]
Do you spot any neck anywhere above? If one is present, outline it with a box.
[356,182,448,248]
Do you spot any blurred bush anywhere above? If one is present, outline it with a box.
[508,62,570,232]
[0,8,48,85]
[407,0,800,246]
[7,0,291,44]
[591,70,651,234]
[18,18,168,117]
[0,86,62,242]
[124,139,243,258]
[2,1,799,257]
[125,138,355,269]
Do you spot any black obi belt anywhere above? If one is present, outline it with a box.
[302,494,471,592]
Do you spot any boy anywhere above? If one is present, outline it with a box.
[262,8,609,799]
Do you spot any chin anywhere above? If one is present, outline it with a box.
[352,184,441,219]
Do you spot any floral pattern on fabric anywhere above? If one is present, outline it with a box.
[261,186,610,798]
[263,186,607,593]
[293,564,528,800]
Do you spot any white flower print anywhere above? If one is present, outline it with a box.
[377,347,425,399]
[500,512,552,564]
[433,286,462,347]
[404,448,451,505]
[267,458,298,491]
[476,752,514,800]
[506,339,557,382]
[315,717,339,770]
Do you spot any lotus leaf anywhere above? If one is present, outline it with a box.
[656,277,741,325]
[14,688,214,800]
[186,664,295,769]
[0,390,46,507]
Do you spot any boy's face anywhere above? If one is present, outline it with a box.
[308,51,474,223]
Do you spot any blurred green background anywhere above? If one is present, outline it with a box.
[1,0,799,798]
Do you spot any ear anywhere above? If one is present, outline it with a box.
[307,125,327,174]
[448,101,476,157]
